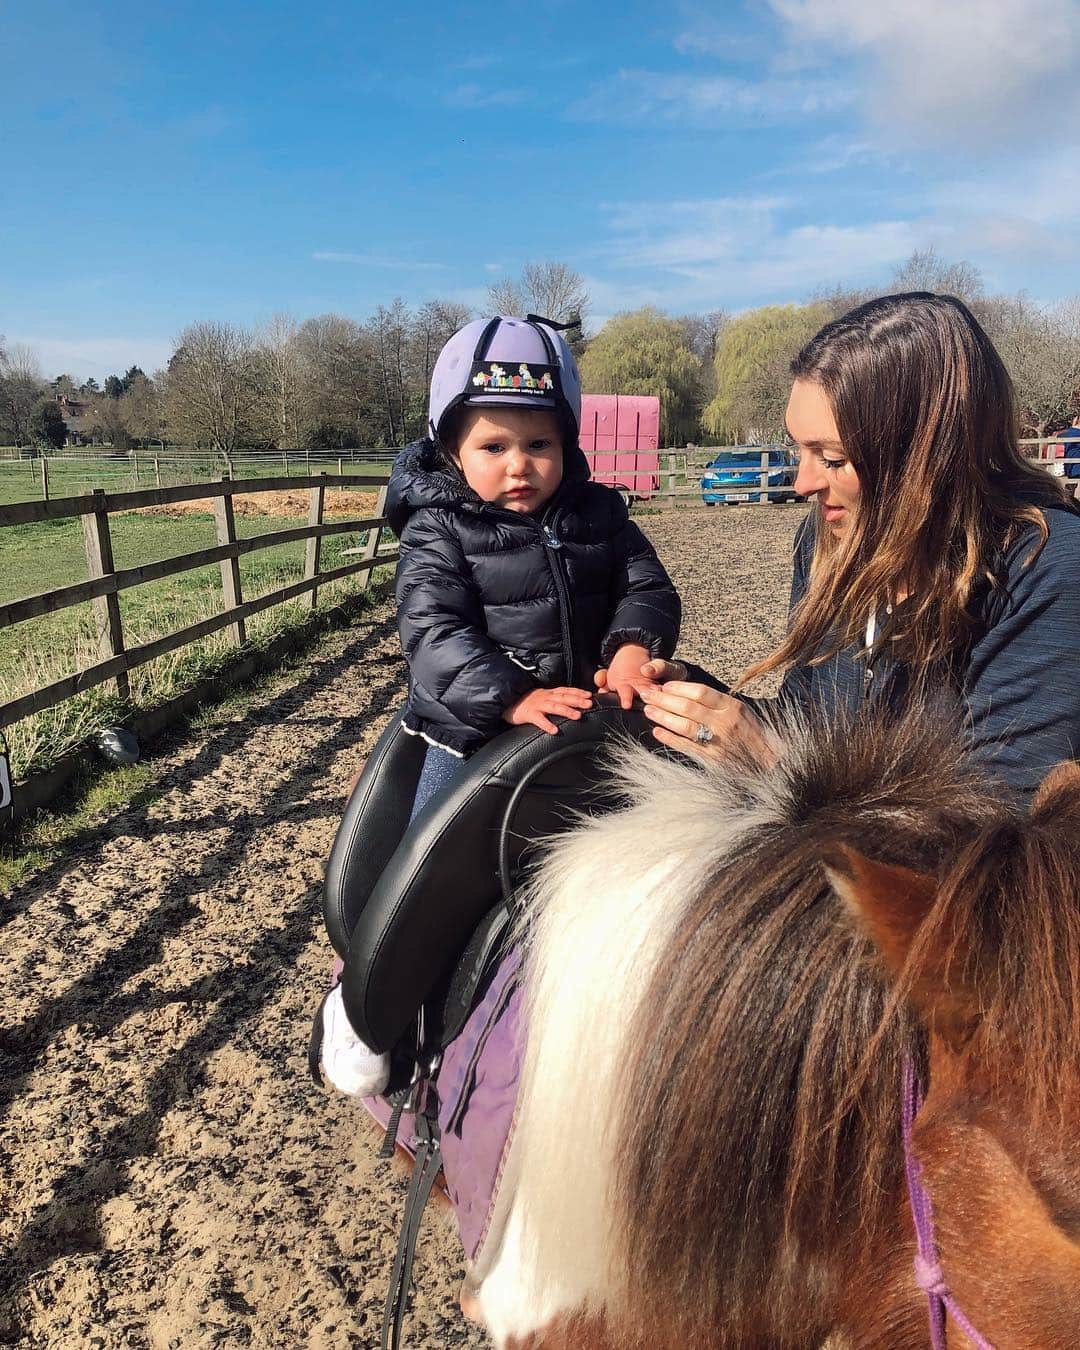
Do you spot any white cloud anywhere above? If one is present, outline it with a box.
[569,68,850,125]
[767,0,1080,144]
[483,262,503,273]
[312,251,446,270]
[11,335,174,383]
[444,83,526,109]
[672,16,765,60]
[592,195,925,306]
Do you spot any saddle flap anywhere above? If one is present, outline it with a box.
[336,702,656,1053]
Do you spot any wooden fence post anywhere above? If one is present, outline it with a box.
[82,488,130,701]
[666,453,677,510]
[41,457,49,502]
[154,457,161,489]
[362,485,389,590]
[304,474,327,610]
[213,479,246,647]
[760,449,769,504]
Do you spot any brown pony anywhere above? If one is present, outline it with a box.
[467,704,1080,1348]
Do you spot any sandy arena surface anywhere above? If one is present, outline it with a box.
[0,504,807,1349]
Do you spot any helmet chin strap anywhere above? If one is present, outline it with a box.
[525,313,581,333]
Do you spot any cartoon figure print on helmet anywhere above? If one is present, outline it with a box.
[427,314,583,444]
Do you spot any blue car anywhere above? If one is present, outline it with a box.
[700,446,798,505]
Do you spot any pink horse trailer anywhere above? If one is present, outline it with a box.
[579,394,661,501]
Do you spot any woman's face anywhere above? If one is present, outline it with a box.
[786,378,861,534]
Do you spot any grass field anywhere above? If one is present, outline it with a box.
[0,451,394,508]
[0,503,392,780]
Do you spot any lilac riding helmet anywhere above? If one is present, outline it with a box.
[427,315,582,443]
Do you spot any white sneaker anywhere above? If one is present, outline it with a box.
[320,984,391,1096]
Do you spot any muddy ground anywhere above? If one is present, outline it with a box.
[0,504,807,1349]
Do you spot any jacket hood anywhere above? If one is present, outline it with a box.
[385,437,592,537]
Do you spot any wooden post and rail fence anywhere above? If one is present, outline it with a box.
[1,438,1076,810]
[4,440,1077,507]
[0,472,396,755]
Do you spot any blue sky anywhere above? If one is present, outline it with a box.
[4,0,1079,380]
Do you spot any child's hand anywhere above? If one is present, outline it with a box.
[603,643,656,709]
[503,687,593,735]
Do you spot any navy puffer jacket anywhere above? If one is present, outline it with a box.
[386,439,681,754]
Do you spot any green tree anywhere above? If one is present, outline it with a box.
[704,303,831,442]
[29,398,68,449]
[578,307,704,445]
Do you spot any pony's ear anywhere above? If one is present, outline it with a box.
[825,843,983,1045]
[1031,759,1080,820]
[823,844,937,981]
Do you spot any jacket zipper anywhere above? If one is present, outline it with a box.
[538,512,575,683]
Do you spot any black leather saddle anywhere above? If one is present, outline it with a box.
[324,698,657,1057]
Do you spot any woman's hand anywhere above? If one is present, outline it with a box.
[594,657,688,696]
[503,686,593,735]
[637,680,776,765]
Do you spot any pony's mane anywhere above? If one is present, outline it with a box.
[604,703,1005,1343]
[485,701,1080,1348]
[897,769,1080,1126]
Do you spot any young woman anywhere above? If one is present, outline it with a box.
[608,292,1080,803]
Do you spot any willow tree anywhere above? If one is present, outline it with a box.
[704,303,831,442]
[578,307,704,445]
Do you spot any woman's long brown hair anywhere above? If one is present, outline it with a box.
[744,292,1072,683]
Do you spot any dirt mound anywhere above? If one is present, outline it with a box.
[0,506,804,1347]
[135,490,379,520]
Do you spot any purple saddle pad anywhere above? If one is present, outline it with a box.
[364,949,523,1261]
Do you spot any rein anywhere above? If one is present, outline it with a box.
[902,1058,995,1349]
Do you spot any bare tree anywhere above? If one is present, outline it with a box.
[254,313,303,449]
[487,278,524,316]
[294,314,380,448]
[0,340,44,446]
[165,321,258,453]
[120,371,164,446]
[412,299,472,387]
[487,261,589,329]
[810,282,881,318]
[367,300,415,446]
[891,248,983,304]
[677,311,729,364]
[980,293,1080,435]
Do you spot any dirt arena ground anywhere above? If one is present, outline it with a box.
[0,504,807,1349]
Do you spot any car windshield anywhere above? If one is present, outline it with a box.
[706,449,787,469]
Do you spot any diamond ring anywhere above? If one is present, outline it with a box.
[694,722,715,746]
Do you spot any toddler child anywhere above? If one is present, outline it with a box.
[320,315,681,1094]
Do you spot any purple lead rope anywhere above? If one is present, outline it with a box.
[902,1057,995,1349]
